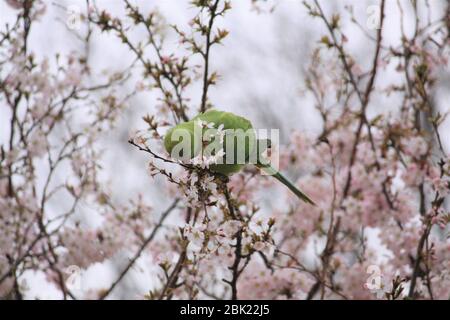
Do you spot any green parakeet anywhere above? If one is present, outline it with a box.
[164,109,315,205]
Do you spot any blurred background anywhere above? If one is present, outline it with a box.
[1,0,449,299]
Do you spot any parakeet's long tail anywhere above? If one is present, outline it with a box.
[258,164,316,206]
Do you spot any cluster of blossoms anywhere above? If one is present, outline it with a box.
[181,172,219,207]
